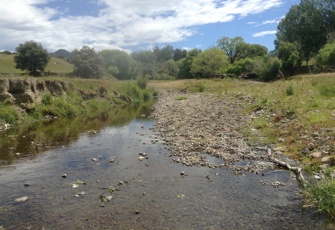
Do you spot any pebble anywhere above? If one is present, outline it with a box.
[62,174,67,178]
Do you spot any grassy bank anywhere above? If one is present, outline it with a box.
[0,76,154,126]
[0,53,74,74]
[149,74,335,218]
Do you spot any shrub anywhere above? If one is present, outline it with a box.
[285,84,294,96]
[251,56,281,82]
[136,77,147,89]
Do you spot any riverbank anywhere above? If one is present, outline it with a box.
[149,76,335,219]
[0,77,154,128]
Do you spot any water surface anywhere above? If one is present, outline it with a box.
[0,108,330,229]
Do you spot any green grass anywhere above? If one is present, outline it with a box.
[304,174,335,218]
[0,53,74,74]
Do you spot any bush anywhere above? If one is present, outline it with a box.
[225,58,255,76]
[251,56,281,82]
[304,175,335,218]
[285,84,294,96]
[136,77,147,89]
[316,42,335,70]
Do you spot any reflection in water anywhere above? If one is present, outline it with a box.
[0,104,152,165]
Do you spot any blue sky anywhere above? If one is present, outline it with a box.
[0,0,300,53]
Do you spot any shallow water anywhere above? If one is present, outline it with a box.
[0,110,331,229]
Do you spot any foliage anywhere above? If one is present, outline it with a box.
[275,0,331,63]
[173,48,187,61]
[177,49,202,79]
[277,42,302,76]
[304,175,335,218]
[14,41,50,76]
[0,103,20,124]
[152,45,175,62]
[250,56,281,81]
[217,36,245,64]
[136,77,148,89]
[285,84,294,96]
[72,46,103,79]
[99,49,140,80]
[239,43,268,60]
[190,48,229,78]
[315,42,335,69]
[225,58,255,76]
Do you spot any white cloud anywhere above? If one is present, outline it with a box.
[253,30,277,37]
[0,0,284,51]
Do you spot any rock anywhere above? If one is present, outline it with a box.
[321,156,333,164]
[135,210,140,214]
[62,174,67,178]
[310,151,323,158]
[24,183,30,187]
[92,158,98,162]
[75,191,85,197]
[108,158,115,163]
[16,152,21,156]
[273,146,285,152]
[180,171,186,176]
[314,175,321,180]
[119,181,123,185]
[138,156,145,161]
[15,196,28,202]
[139,152,147,157]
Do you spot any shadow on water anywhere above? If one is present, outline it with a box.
[0,104,152,166]
[0,104,333,229]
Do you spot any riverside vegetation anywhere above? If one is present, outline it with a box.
[149,74,335,218]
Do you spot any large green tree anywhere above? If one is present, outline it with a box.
[14,41,50,76]
[277,42,301,76]
[99,50,139,80]
[276,0,332,64]
[190,48,229,78]
[177,48,202,79]
[72,46,103,79]
[217,36,245,64]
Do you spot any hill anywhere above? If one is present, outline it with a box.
[50,49,73,59]
[0,53,74,74]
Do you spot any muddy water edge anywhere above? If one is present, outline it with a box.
[0,94,332,229]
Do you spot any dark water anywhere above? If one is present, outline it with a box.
[0,107,332,229]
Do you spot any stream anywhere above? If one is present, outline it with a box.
[0,106,332,229]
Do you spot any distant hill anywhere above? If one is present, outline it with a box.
[50,49,73,59]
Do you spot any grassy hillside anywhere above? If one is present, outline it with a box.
[0,53,74,74]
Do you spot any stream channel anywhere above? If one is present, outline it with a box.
[0,105,332,229]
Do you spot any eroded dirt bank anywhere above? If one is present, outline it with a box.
[151,92,298,177]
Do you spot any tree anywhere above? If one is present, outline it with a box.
[190,48,229,78]
[277,42,301,76]
[99,50,139,80]
[316,41,335,69]
[131,50,158,78]
[239,44,268,59]
[177,48,202,79]
[275,0,328,64]
[173,49,187,61]
[72,46,103,78]
[14,41,50,76]
[152,45,175,62]
[217,36,245,64]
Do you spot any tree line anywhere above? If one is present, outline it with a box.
[12,0,335,81]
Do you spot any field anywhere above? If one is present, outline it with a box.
[0,53,74,74]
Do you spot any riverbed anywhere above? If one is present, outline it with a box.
[0,99,330,229]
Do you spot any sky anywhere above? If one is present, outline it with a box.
[0,0,301,53]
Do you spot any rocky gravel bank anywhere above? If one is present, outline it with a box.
[152,92,298,176]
